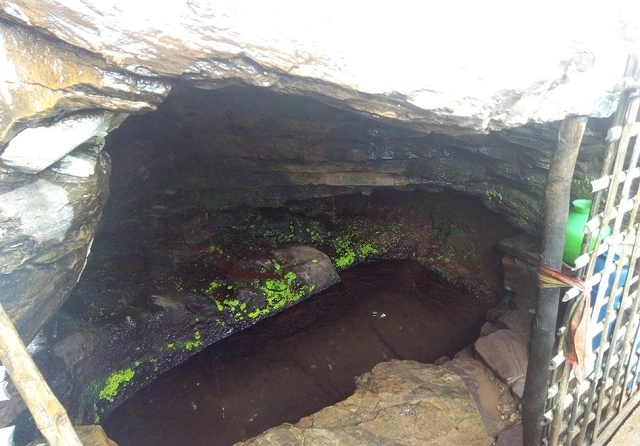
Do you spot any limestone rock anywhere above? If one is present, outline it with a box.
[502,255,539,302]
[272,245,339,292]
[0,145,110,427]
[0,145,110,341]
[496,422,523,446]
[0,19,170,146]
[100,85,581,234]
[1,2,638,137]
[444,348,519,439]
[496,310,534,344]
[1,111,123,174]
[474,329,529,385]
[237,360,491,446]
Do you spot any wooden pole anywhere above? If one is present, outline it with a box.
[521,116,588,446]
[0,304,83,446]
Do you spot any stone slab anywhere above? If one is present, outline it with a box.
[496,422,523,446]
[502,255,538,301]
[510,377,526,400]
[444,348,519,439]
[474,329,529,385]
[238,360,491,446]
[480,321,498,337]
[497,235,540,265]
[496,309,534,343]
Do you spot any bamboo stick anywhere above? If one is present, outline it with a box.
[522,116,588,446]
[0,304,82,446]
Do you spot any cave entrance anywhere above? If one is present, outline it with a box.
[29,85,521,443]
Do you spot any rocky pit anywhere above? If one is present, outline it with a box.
[1,2,639,445]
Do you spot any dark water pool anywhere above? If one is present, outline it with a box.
[102,260,489,446]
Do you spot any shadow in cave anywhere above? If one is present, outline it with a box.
[102,259,489,446]
[10,83,521,445]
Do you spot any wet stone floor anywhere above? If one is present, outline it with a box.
[102,259,489,446]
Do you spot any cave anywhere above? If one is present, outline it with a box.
[22,85,529,441]
[3,84,608,445]
[1,4,637,446]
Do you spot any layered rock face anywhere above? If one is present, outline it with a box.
[1,1,636,136]
[0,0,639,438]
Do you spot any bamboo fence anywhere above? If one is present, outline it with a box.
[542,58,640,445]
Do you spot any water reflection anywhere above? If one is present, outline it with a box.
[104,260,488,446]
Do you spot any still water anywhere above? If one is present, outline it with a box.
[103,260,489,445]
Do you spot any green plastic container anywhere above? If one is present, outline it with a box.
[562,199,609,265]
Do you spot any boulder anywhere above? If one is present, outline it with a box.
[272,245,339,292]
[238,360,491,446]
[474,329,529,385]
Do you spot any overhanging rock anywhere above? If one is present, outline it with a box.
[1,1,639,140]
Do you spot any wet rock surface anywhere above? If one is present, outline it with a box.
[1,2,635,137]
[0,19,169,146]
[102,259,490,446]
[41,188,515,428]
[444,348,519,439]
[103,85,611,235]
[238,360,491,446]
[474,329,529,385]
[0,145,110,343]
[0,3,633,445]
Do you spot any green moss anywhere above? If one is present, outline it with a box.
[247,270,315,320]
[214,297,247,320]
[98,368,135,402]
[485,186,504,202]
[330,233,383,269]
[358,242,381,258]
[184,330,203,351]
[331,234,357,268]
[207,244,225,255]
[205,281,222,296]
[164,328,204,352]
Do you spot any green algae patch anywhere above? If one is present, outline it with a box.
[163,328,205,352]
[205,281,222,296]
[485,186,503,203]
[205,269,318,322]
[98,367,135,403]
[214,297,247,320]
[330,232,384,269]
[248,271,316,320]
[184,330,203,351]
